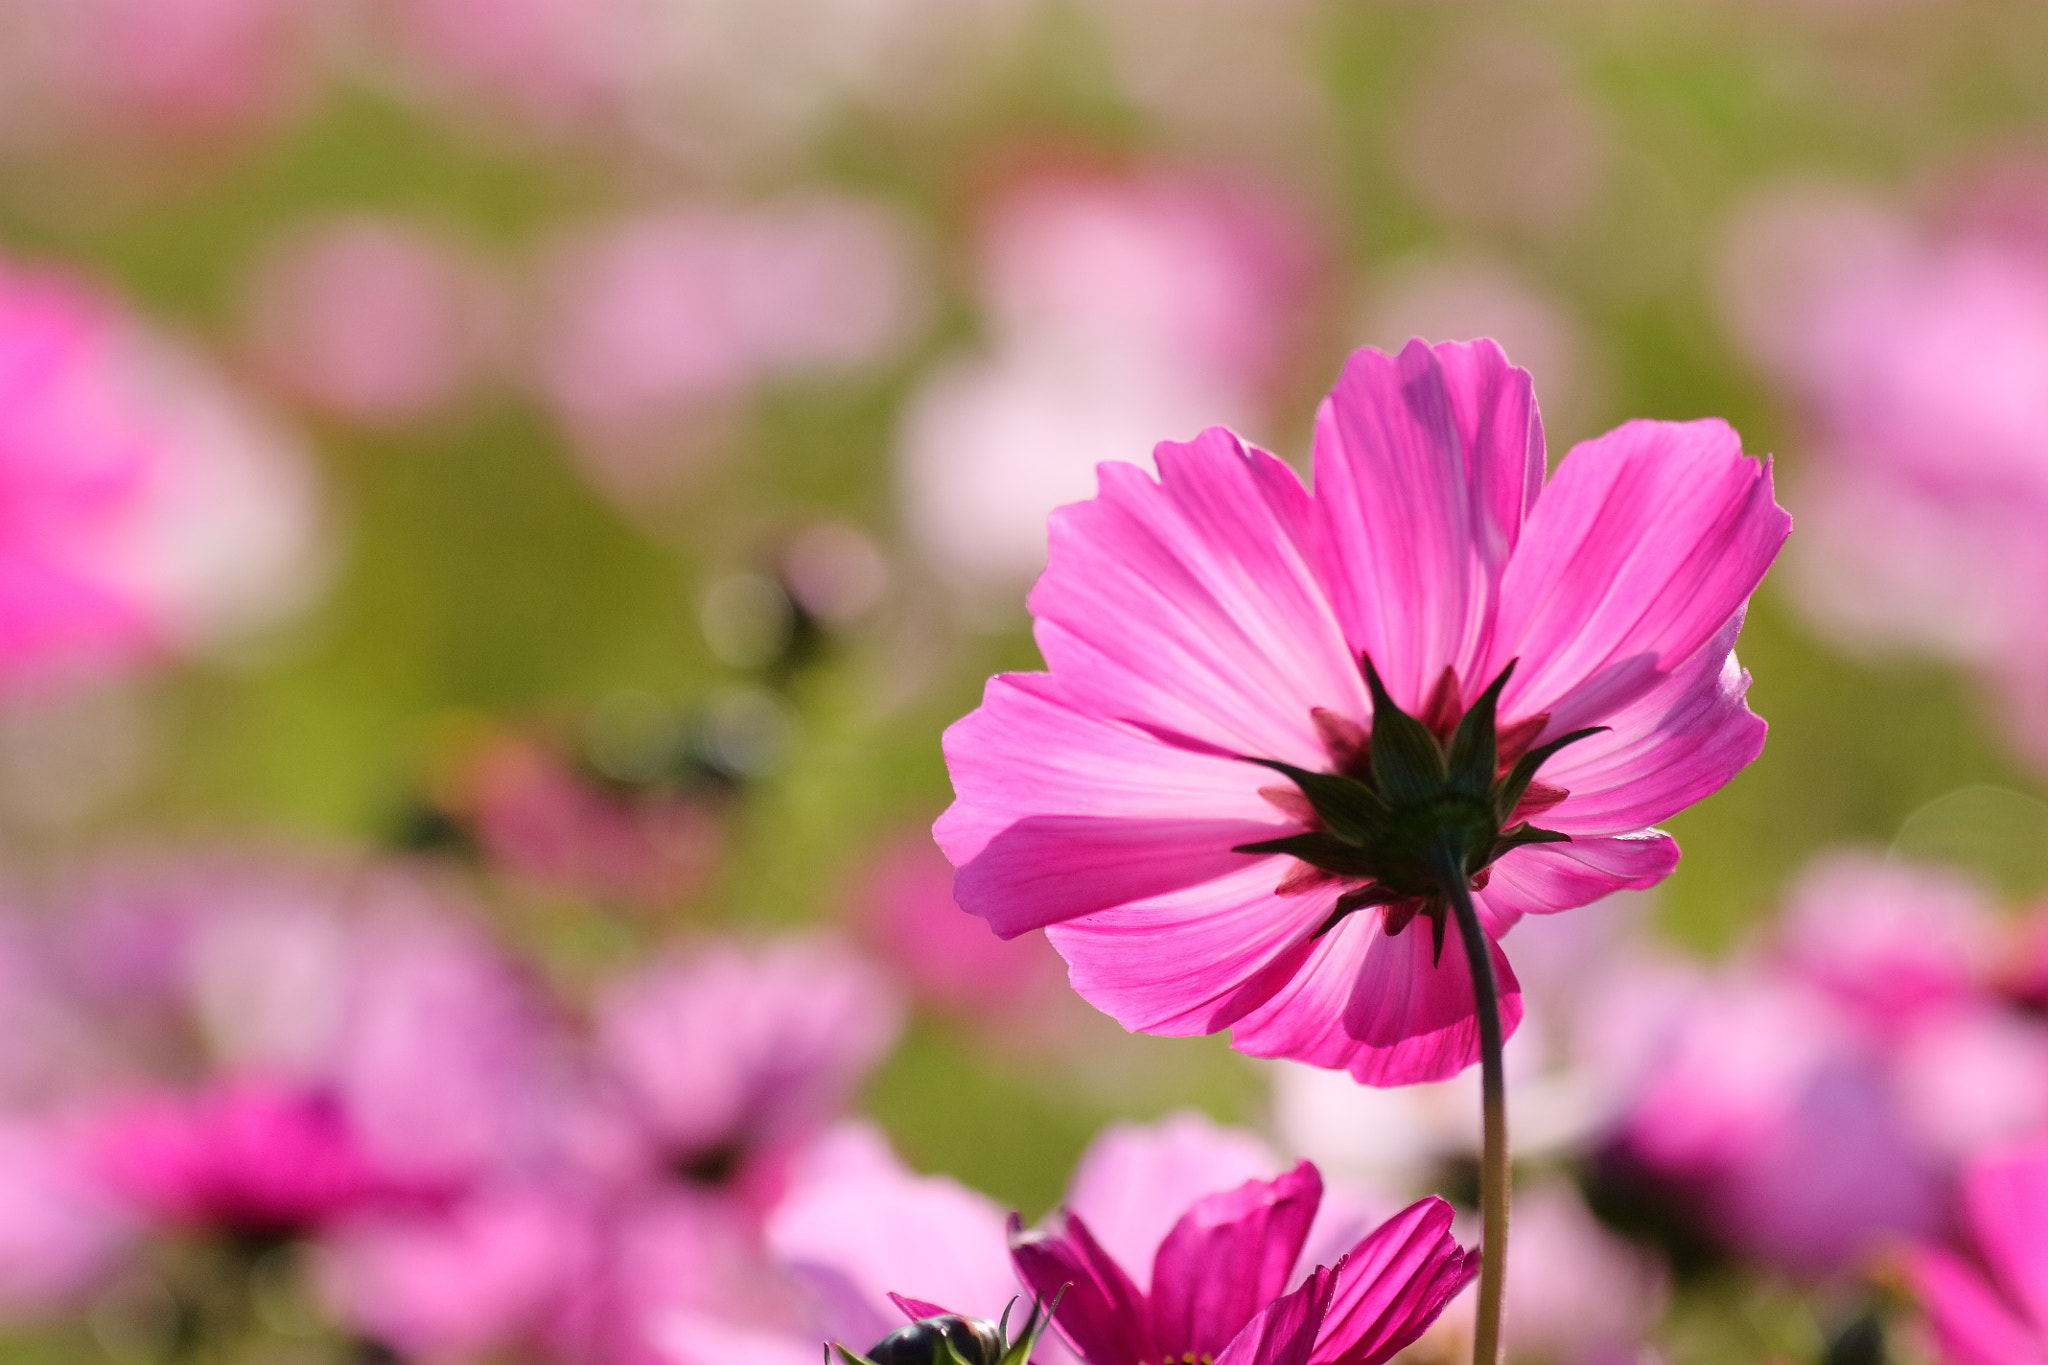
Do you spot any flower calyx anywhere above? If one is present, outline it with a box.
[836,1295,1061,1365]
[1234,657,1603,962]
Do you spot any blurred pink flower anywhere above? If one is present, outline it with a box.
[1417,1176,1665,1365]
[0,0,330,153]
[1721,174,2048,767]
[594,936,903,1194]
[849,836,1069,1028]
[900,167,1321,590]
[0,1115,138,1316]
[0,257,325,689]
[455,730,724,911]
[369,0,644,138]
[240,215,505,427]
[1601,855,2048,1275]
[938,337,1787,1084]
[92,1077,384,1236]
[317,1184,592,1364]
[534,195,929,504]
[1905,1142,2048,1365]
[1774,852,1998,1031]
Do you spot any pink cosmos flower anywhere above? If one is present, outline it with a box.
[1008,1161,1473,1365]
[1904,1142,2048,1365]
[938,337,1788,1083]
[726,1114,1458,1365]
[0,256,325,689]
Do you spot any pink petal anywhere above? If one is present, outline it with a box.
[1150,1163,1324,1364]
[1535,614,1766,835]
[1476,835,1679,921]
[1311,1198,1479,1365]
[1490,418,1789,730]
[940,673,1277,862]
[1067,1115,1282,1288]
[1213,1264,1337,1365]
[1904,1244,2047,1365]
[1304,339,1544,709]
[1225,913,1526,1086]
[1964,1145,2048,1337]
[766,1123,1017,1338]
[956,815,1294,939]
[1029,428,1367,766]
[1011,1210,1152,1365]
[1046,864,1337,1037]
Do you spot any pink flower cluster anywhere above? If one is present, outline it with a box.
[0,848,905,1363]
[1594,853,2048,1278]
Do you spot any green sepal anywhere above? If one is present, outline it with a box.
[1493,727,1605,822]
[1240,758,1388,845]
[1001,1289,1065,1365]
[832,1346,880,1365]
[1445,662,1516,800]
[1233,830,1382,879]
[1489,824,1571,861]
[1361,657,1448,805]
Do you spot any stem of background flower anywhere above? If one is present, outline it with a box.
[1441,869,1508,1365]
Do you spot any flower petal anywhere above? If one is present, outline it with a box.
[1029,428,1367,765]
[940,674,1289,937]
[1535,614,1766,836]
[1476,835,1679,921]
[1045,864,1337,1037]
[1963,1145,2048,1338]
[1305,339,1544,709]
[1011,1210,1152,1365]
[1311,1198,1479,1365]
[1150,1163,1324,1364]
[1067,1115,1283,1291]
[1214,1265,1338,1365]
[1489,418,1789,729]
[1904,1244,2047,1365]
[1224,914,1526,1086]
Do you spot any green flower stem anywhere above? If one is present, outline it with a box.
[1441,863,1508,1365]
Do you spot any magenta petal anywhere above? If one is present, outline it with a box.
[1028,429,1367,765]
[1305,339,1544,708]
[955,815,1292,938]
[1477,835,1679,921]
[1067,1115,1282,1287]
[1045,867,1336,1037]
[1905,1244,2045,1365]
[1491,417,1789,727]
[1310,1198,1479,1365]
[1010,1210,1152,1365]
[1535,614,1767,835]
[1964,1146,2048,1336]
[1149,1163,1324,1363]
[1213,1264,1337,1365]
[1225,914,1525,1086]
